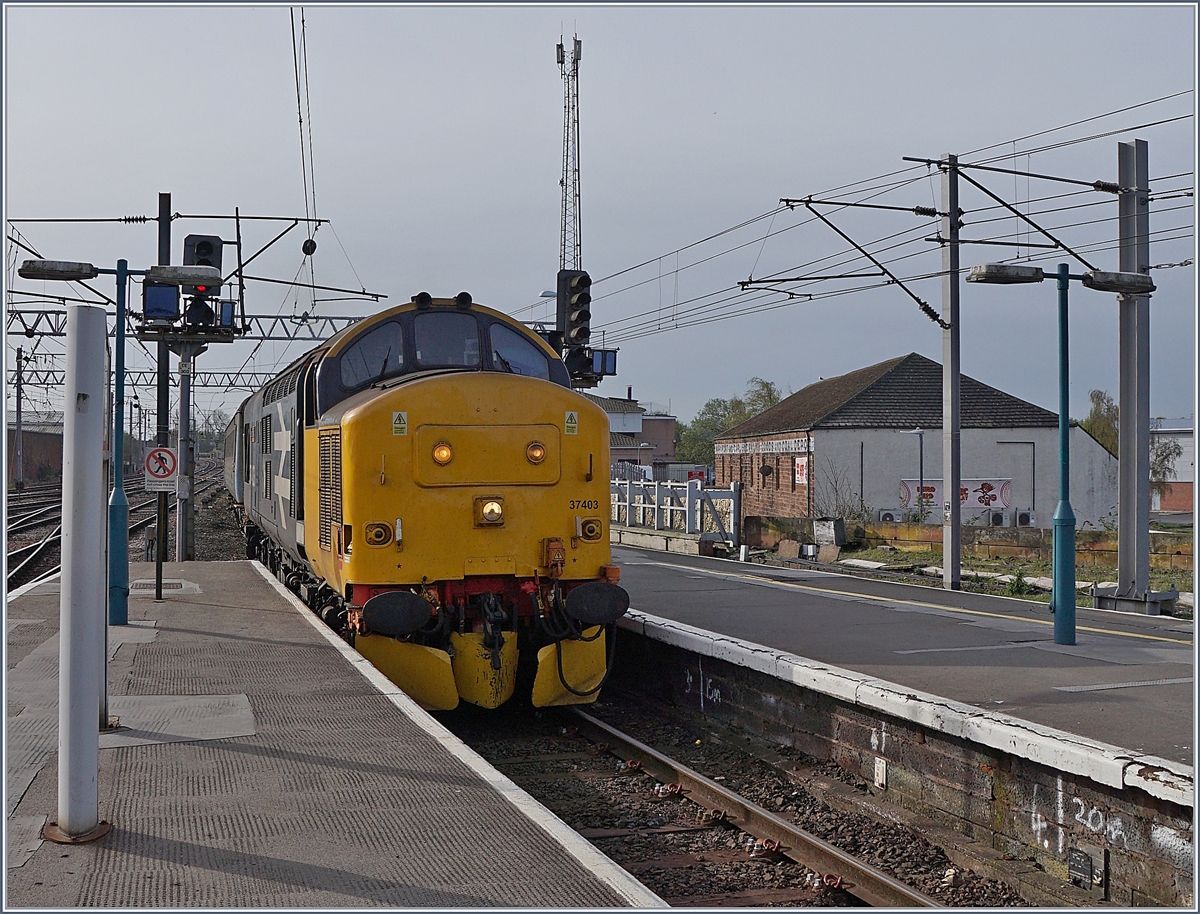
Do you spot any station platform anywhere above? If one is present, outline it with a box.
[6,560,663,907]
[612,546,1195,769]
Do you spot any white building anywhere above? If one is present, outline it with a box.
[1151,419,1193,512]
[716,353,1119,529]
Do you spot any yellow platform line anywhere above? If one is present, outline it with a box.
[636,561,1193,647]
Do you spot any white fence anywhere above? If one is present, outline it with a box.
[610,478,742,547]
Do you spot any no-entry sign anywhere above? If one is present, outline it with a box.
[144,447,178,492]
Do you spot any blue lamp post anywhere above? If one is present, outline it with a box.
[967,262,1155,645]
[17,259,223,626]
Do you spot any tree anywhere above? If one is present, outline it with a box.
[1079,388,1118,456]
[812,456,873,524]
[1076,390,1181,505]
[1150,419,1184,501]
[675,377,783,466]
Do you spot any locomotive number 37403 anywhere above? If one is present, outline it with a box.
[569,499,601,510]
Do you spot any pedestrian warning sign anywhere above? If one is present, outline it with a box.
[564,411,578,436]
[144,447,178,492]
[392,411,408,436]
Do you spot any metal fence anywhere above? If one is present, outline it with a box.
[610,477,741,546]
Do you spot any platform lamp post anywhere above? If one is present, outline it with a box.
[18,260,223,631]
[966,263,1155,645]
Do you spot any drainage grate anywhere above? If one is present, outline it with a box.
[131,582,183,591]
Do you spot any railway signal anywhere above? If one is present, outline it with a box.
[556,269,591,346]
[182,234,223,298]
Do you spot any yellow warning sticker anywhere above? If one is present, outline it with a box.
[392,411,408,436]
[564,411,579,435]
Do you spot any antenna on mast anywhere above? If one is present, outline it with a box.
[558,34,582,271]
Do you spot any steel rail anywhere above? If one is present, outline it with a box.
[572,709,941,908]
[7,524,63,587]
[6,476,221,588]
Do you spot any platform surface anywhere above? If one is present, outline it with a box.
[613,546,1195,766]
[5,560,660,907]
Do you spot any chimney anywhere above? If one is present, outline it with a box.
[627,386,633,401]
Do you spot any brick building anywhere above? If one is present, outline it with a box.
[6,410,63,486]
[1151,420,1193,512]
[714,353,1118,530]
[585,392,677,467]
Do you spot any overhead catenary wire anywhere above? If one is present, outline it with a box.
[600,223,1197,346]
[290,7,320,319]
[577,100,1192,334]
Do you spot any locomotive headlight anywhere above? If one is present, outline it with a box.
[432,442,453,465]
[474,496,505,526]
[526,441,546,464]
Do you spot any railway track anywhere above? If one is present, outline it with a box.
[5,474,222,590]
[443,694,1026,907]
[569,709,938,907]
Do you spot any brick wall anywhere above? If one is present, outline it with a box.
[1156,482,1192,512]
[862,522,1193,572]
[6,429,62,485]
[717,450,811,519]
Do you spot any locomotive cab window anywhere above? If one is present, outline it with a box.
[489,322,550,380]
[340,320,405,390]
[414,311,480,369]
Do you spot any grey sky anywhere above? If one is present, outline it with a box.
[4,3,1196,430]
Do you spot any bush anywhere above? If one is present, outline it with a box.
[1005,570,1032,597]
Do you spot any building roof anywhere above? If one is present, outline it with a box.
[7,410,64,434]
[610,432,653,449]
[719,353,1058,439]
[584,393,646,415]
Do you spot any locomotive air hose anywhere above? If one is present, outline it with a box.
[554,624,617,698]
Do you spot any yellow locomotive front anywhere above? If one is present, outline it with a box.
[302,295,627,710]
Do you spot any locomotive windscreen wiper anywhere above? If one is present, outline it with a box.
[493,351,514,373]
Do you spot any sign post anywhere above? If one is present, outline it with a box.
[144,447,178,600]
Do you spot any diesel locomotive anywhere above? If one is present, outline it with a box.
[224,292,628,710]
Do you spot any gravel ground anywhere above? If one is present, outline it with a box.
[444,702,856,907]
[444,694,1031,907]
[586,691,1029,907]
[126,475,244,563]
[192,486,247,561]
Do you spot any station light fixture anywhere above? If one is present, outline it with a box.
[144,264,224,288]
[18,260,100,281]
[966,264,1044,285]
[1082,270,1156,295]
[967,263,1155,296]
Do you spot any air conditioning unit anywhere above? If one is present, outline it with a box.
[988,508,1014,527]
[1014,509,1036,527]
[877,508,901,523]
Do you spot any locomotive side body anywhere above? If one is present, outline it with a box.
[234,296,627,711]
[239,352,320,569]
[223,397,247,506]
